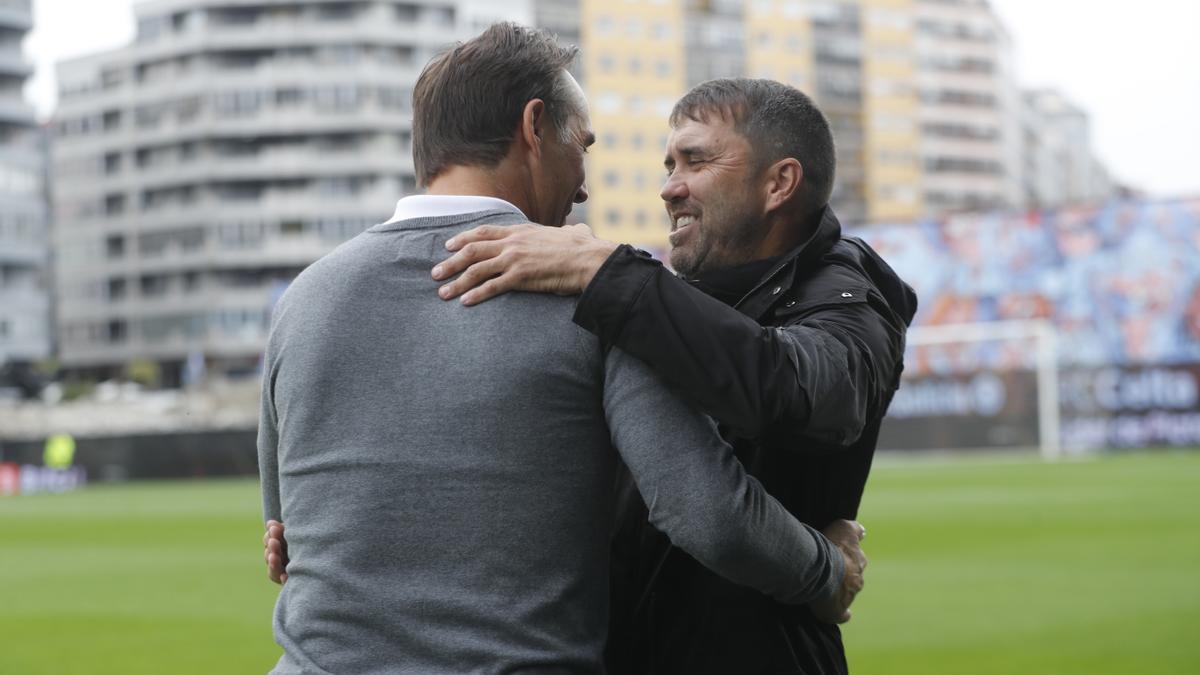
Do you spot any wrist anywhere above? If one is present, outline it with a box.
[579,240,618,291]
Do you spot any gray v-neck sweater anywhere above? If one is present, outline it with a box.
[258,210,842,674]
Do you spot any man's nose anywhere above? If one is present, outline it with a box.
[660,174,687,203]
[574,182,589,204]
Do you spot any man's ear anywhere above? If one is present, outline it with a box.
[764,158,804,213]
[520,98,547,158]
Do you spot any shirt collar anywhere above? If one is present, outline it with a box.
[385,195,526,223]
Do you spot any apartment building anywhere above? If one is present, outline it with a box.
[0,0,50,370]
[581,0,1051,243]
[1021,88,1112,209]
[912,0,1021,216]
[51,0,534,384]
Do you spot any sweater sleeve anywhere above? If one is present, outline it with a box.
[600,346,844,605]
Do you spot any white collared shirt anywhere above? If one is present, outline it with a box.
[385,195,526,224]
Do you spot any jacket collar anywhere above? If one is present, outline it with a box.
[734,205,842,320]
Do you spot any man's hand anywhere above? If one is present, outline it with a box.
[263,519,289,585]
[810,519,867,624]
[431,223,618,306]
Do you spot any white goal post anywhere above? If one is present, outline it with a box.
[904,319,1061,459]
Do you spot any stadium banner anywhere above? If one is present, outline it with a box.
[0,463,86,496]
[0,462,18,496]
[880,370,1040,451]
[853,198,1200,452]
[1059,363,1200,450]
[880,362,1200,451]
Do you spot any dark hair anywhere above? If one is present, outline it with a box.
[670,78,836,216]
[412,23,579,186]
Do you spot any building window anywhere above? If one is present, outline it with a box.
[140,274,170,297]
[213,90,262,118]
[314,86,362,113]
[427,6,455,27]
[107,278,127,301]
[210,6,260,27]
[107,320,128,344]
[395,4,419,22]
[597,92,622,115]
[102,110,121,131]
[317,2,356,21]
[106,235,126,259]
[276,88,304,107]
[378,86,412,111]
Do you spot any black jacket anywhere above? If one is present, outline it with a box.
[573,207,918,674]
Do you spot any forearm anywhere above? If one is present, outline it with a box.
[577,246,811,438]
[605,348,843,604]
[649,465,845,605]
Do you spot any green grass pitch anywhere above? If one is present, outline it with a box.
[1,452,1197,674]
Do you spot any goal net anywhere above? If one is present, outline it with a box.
[883,319,1062,458]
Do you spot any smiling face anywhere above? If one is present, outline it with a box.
[661,116,769,277]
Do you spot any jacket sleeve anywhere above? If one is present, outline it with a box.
[602,346,844,605]
[574,246,903,445]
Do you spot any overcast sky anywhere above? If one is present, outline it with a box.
[21,0,1200,197]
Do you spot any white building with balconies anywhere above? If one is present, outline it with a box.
[1021,88,1112,210]
[51,0,534,385]
[913,0,1023,215]
[0,0,50,372]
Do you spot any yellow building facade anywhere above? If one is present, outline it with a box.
[581,0,687,251]
[745,0,815,92]
[860,0,923,221]
[579,0,1014,234]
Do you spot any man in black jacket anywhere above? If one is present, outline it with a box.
[428,78,917,674]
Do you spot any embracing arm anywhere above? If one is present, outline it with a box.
[603,347,853,606]
[431,225,901,444]
[578,246,900,444]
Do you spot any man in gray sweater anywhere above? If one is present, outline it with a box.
[258,24,862,674]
